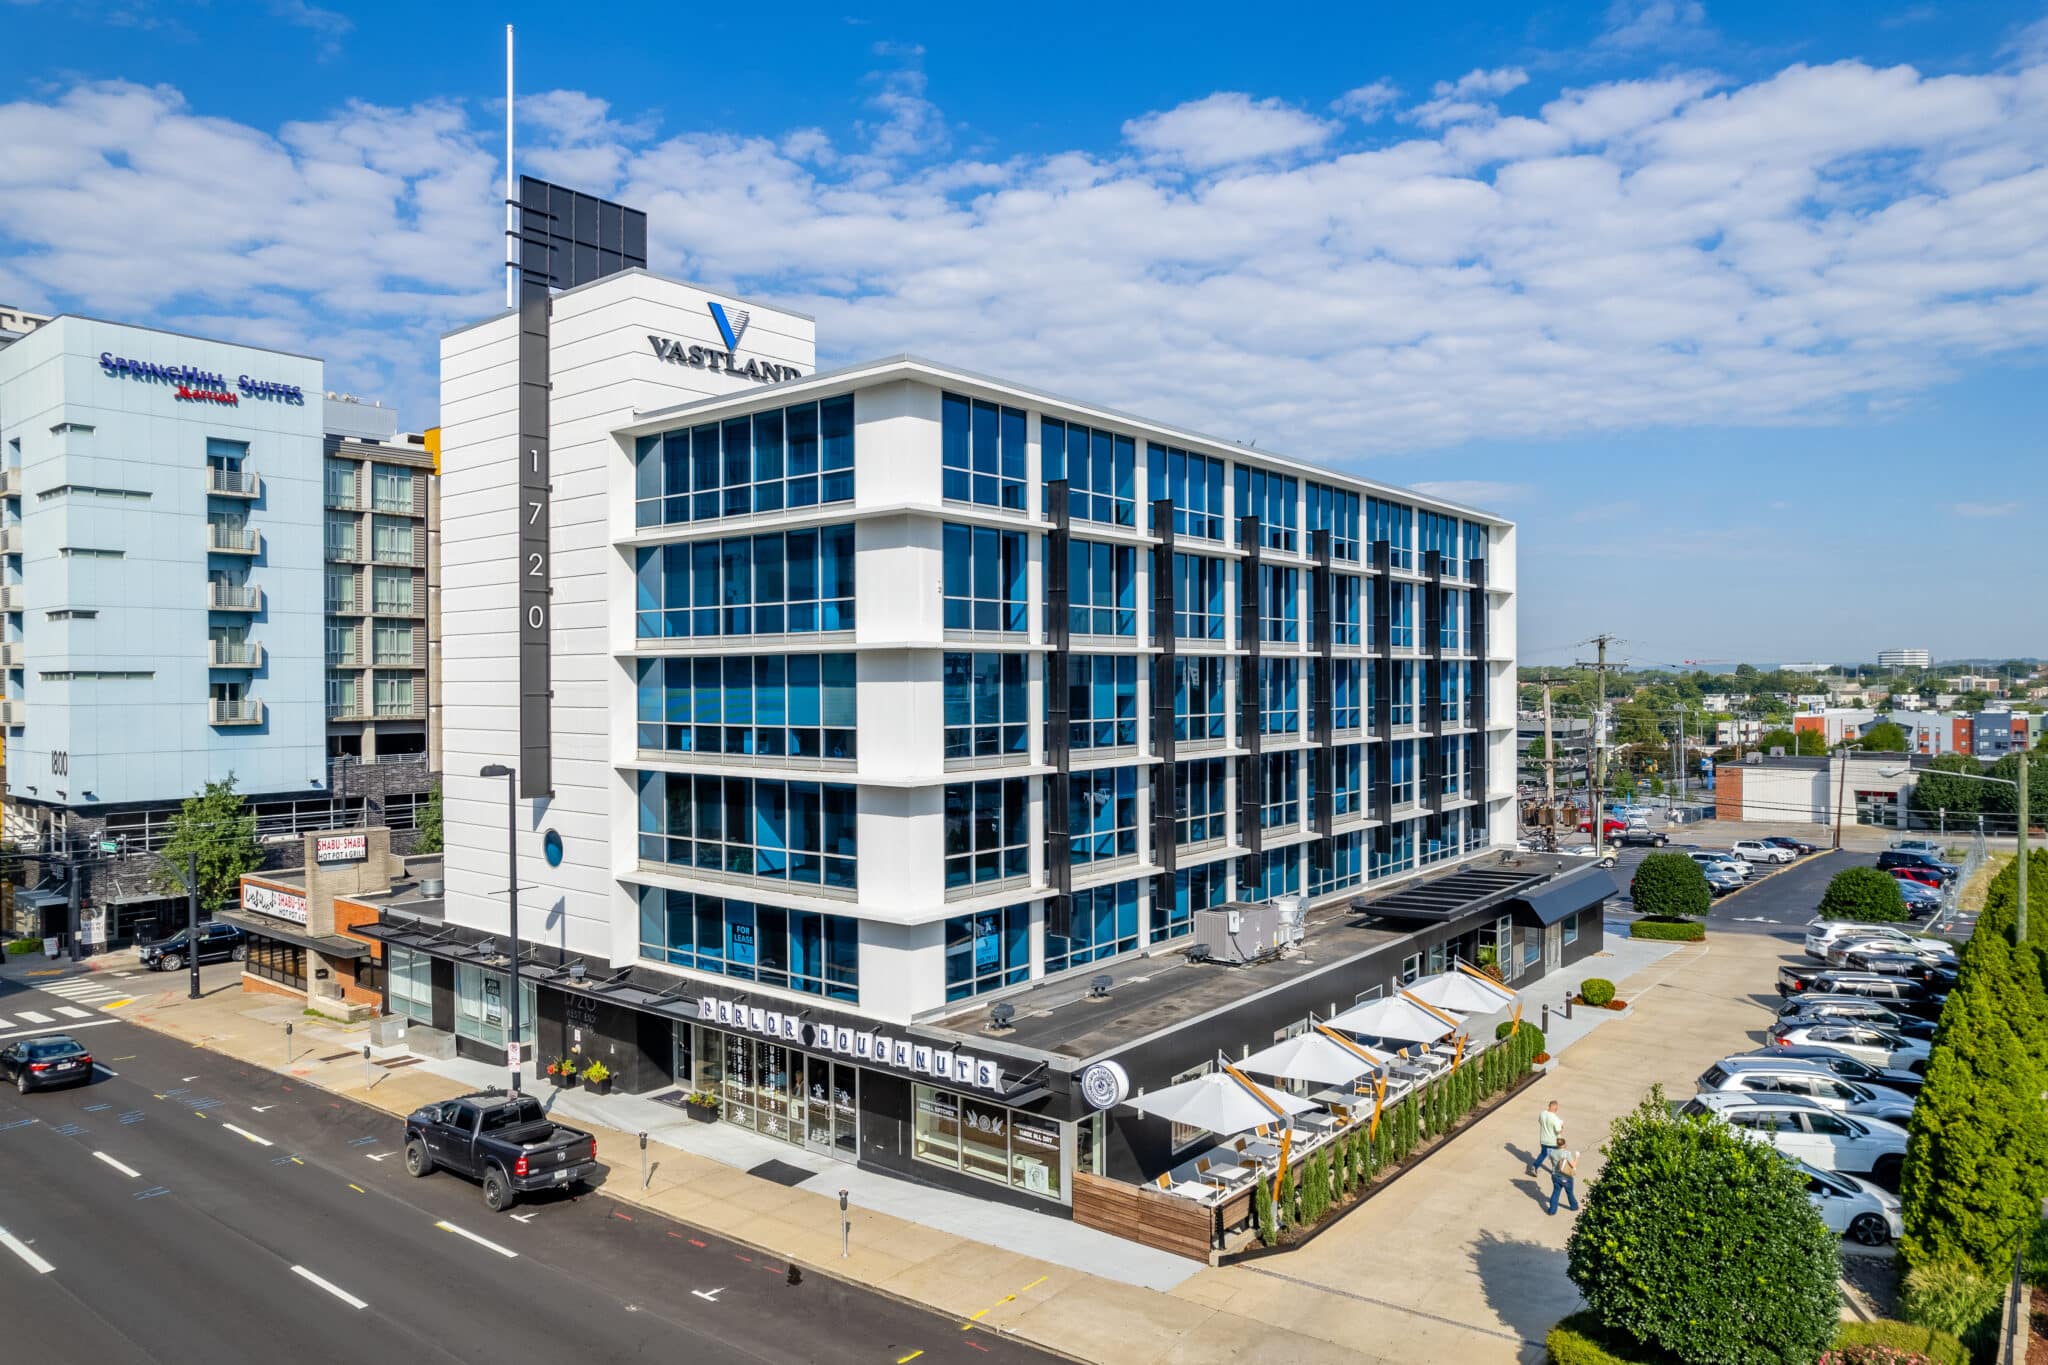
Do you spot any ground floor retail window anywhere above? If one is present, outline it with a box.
[454,965,534,1051]
[245,934,305,990]
[387,945,433,1023]
[1563,912,1581,947]
[912,1084,1063,1200]
[697,1028,857,1160]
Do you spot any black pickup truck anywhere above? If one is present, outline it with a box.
[403,1091,599,1212]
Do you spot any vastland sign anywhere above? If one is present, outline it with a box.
[647,335,802,384]
[99,352,306,405]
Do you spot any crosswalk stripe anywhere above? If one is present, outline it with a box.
[0,1018,12,1030]
[54,1007,92,1019]
[15,1012,52,1024]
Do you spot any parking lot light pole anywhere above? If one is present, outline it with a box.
[478,764,522,1094]
[186,849,201,1000]
[1881,756,2027,945]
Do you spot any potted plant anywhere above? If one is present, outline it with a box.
[546,1056,579,1090]
[582,1059,613,1096]
[684,1089,721,1123]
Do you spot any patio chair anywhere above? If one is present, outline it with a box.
[1155,1173,1172,1191]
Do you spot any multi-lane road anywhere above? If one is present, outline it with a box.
[0,966,1064,1365]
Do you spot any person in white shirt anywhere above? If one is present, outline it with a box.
[1528,1100,1564,1176]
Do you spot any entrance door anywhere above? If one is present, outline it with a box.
[803,1057,859,1161]
[1543,922,1563,975]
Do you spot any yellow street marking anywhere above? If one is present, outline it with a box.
[1018,1275,1047,1292]
[291,1157,304,1165]
[896,1353,924,1364]
[106,999,133,1008]
[348,1183,365,1193]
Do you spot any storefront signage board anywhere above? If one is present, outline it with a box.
[699,995,1007,1093]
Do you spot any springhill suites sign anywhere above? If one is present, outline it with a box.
[99,352,306,405]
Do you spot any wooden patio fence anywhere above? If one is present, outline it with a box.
[1071,1172,1215,1261]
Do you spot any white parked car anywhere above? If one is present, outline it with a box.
[1804,920,1950,961]
[1732,839,1794,865]
[1797,1161,1902,1246]
[1680,1092,1908,1186]
[1825,936,1956,970]
[1889,839,1946,857]
[1771,1023,1930,1073]
[1689,850,1751,879]
[1694,1058,1915,1124]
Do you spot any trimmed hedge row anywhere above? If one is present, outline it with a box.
[1545,1311,1675,1364]
[1628,919,1704,942]
[1823,1319,1968,1365]
[3,938,40,956]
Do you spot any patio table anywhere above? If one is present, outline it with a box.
[1166,1180,1217,1202]
[1199,1160,1251,1186]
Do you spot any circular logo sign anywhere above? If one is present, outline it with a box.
[1078,1060,1130,1110]
[542,829,565,868]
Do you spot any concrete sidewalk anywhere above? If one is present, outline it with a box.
[75,967,1364,1365]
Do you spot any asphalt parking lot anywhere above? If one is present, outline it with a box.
[1605,844,1882,941]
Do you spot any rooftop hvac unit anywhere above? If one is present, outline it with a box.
[1190,901,1291,965]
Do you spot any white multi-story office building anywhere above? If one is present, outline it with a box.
[384,269,1603,1210]
[1877,648,1931,670]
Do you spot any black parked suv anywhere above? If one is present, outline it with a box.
[1613,827,1670,848]
[1876,850,1959,884]
[1778,968,1944,1018]
[139,921,246,971]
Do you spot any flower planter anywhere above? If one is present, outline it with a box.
[685,1100,719,1123]
[586,1075,614,1097]
[550,1072,578,1090]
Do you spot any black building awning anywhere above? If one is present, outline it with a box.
[16,887,68,913]
[215,911,370,960]
[1505,869,1620,927]
[1353,865,1550,923]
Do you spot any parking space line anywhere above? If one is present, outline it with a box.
[92,1151,141,1179]
[292,1265,368,1310]
[434,1220,518,1258]
[219,1123,273,1147]
[0,1226,55,1274]
[0,1018,121,1041]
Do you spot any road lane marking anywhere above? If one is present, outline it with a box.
[435,1221,518,1258]
[692,1288,722,1302]
[347,1184,365,1194]
[897,1352,924,1363]
[92,1065,118,1078]
[292,1265,368,1310]
[251,1105,276,1113]
[219,1123,273,1147]
[0,1226,55,1274]
[14,1012,52,1024]
[106,1000,132,1009]
[92,1151,141,1179]
[510,1212,539,1224]
[54,1008,91,1019]
[0,1019,122,1040]
[364,1152,392,1162]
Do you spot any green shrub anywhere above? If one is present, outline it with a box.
[1495,1020,1547,1055]
[1629,852,1710,919]
[1253,1166,1276,1246]
[5,938,42,956]
[1545,1311,1674,1364]
[1629,919,1705,942]
[1566,1089,1840,1365]
[1818,866,1909,922]
[1898,1259,2001,1345]
[1825,1318,1968,1365]
[1579,978,1616,1007]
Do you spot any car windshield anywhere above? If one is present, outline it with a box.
[480,1097,548,1132]
[25,1038,84,1059]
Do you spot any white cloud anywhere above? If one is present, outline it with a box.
[1406,67,1530,128]
[3,47,2048,461]
[1333,80,1401,123]
[1949,500,2022,517]
[1123,93,1337,168]
[1598,0,1710,51]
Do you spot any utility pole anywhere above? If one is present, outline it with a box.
[1529,676,1568,851]
[1574,636,1619,858]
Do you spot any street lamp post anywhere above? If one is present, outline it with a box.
[478,764,522,1094]
[1883,752,2028,945]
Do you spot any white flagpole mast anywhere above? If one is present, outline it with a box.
[504,23,516,310]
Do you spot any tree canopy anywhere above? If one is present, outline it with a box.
[1859,720,1909,751]
[153,776,263,913]
[1756,726,1829,756]
[1911,754,1987,819]
[1817,866,1909,922]
[1631,852,1711,920]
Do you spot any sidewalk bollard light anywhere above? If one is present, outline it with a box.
[839,1188,850,1259]
[1541,1003,1551,1033]
[363,1044,373,1089]
[1564,996,1574,1021]
[639,1131,649,1190]
[284,1021,293,1064]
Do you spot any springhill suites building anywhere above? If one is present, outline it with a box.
[394,268,1557,1209]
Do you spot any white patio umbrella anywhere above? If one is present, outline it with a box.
[1324,992,1463,1045]
[1404,968,1518,1017]
[1237,1030,1387,1088]
[1126,1067,1320,1136]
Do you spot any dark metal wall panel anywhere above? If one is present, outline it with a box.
[1468,558,1490,820]
[516,285,553,797]
[1045,481,1073,894]
[1151,498,1178,879]
[1370,539,1394,826]
[1236,515,1263,859]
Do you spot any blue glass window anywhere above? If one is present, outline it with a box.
[1173,655,1227,742]
[634,395,854,527]
[1175,758,1229,845]
[1417,509,1461,577]
[1047,879,1139,973]
[635,772,857,890]
[1068,540,1136,637]
[1240,848,1299,904]
[1069,766,1138,865]
[944,904,1031,1001]
[1388,740,1416,806]
[1307,483,1361,562]
[1388,582,1414,648]
[637,886,858,1002]
[1439,589,1464,651]
[942,524,1028,634]
[1043,419,1135,527]
[1158,861,1230,942]
[1440,735,1466,798]
[941,393,1027,511]
[1331,573,1361,646]
[1244,564,1298,643]
[1371,819,1418,878]
[1259,751,1300,829]
[1233,467,1298,551]
[943,778,1029,889]
[1367,497,1413,569]
[1439,660,1465,725]
[943,652,1027,760]
[1317,658,1361,731]
[634,525,854,638]
[1391,661,1416,727]
[636,654,855,759]
[1333,743,1363,816]
[1259,658,1299,737]
[1309,833,1363,897]
[1146,444,1225,540]
[1170,552,1226,641]
[1463,521,1487,578]
[1066,655,1138,751]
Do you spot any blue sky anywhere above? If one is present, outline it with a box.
[4,0,2046,663]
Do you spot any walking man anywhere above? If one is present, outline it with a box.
[1546,1150,1581,1216]
[1528,1100,1564,1175]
